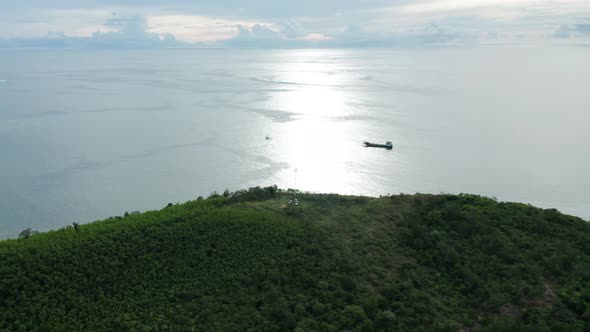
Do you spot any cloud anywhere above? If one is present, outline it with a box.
[553,25,571,38]
[221,24,332,48]
[2,1,590,48]
[219,19,477,48]
[147,15,262,43]
[0,15,182,49]
[304,21,478,48]
[553,23,590,39]
[575,24,590,35]
[0,0,393,19]
[227,24,282,46]
[86,16,179,48]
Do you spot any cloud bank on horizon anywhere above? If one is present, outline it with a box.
[0,0,589,48]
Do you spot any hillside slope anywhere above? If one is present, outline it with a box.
[1,188,589,331]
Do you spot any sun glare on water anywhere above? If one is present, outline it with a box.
[260,50,391,195]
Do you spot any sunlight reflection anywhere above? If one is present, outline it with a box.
[265,51,373,194]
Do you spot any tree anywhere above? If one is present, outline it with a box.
[18,228,35,238]
[375,311,397,330]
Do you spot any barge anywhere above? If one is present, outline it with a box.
[363,141,393,150]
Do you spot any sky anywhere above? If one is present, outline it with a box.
[0,0,589,48]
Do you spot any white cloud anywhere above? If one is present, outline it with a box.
[374,0,590,44]
[220,24,334,47]
[398,0,541,15]
[553,23,590,40]
[87,16,179,48]
[1,0,590,48]
[0,9,116,38]
[0,15,182,49]
[222,24,293,48]
[299,33,333,42]
[146,15,266,43]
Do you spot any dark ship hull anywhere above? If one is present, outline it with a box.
[363,141,393,150]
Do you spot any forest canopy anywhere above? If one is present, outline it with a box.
[1,187,589,331]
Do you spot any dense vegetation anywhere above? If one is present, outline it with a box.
[1,187,588,331]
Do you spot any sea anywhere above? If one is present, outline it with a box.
[0,46,588,238]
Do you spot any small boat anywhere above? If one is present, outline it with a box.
[265,135,272,140]
[364,141,393,150]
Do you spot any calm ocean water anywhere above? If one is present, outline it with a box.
[0,47,588,237]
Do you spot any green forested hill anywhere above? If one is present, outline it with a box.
[1,187,589,331]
